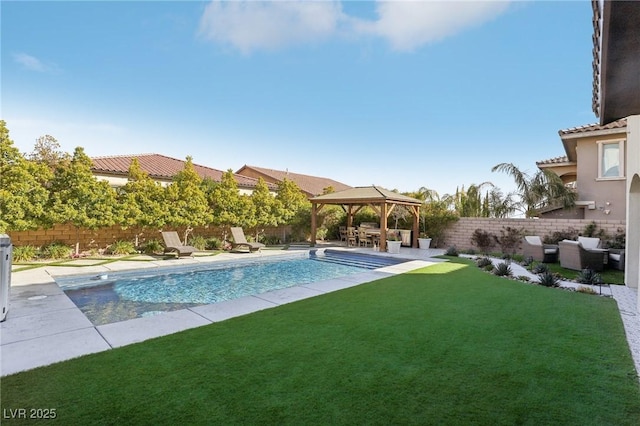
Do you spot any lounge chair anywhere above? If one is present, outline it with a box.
[161,231,197,257]
[230,227,265,252]
[558,240,605,271]
[522,236,558,263]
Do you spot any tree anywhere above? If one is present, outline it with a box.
[28,134,69,172]
[274,178,309,224]
[164,156,211,242]
[206,170,246,240]
[48,147,119,253]
[248,177,278,241]
[492,162,577,218]
[118,158,167,234]
[0,121,50,232]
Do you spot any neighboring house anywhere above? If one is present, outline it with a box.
[235,165,352,198]
[91,154,276,195]
[591,0,640,308]
[537,118,627,220]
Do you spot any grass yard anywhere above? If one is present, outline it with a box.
[2,258,639,425]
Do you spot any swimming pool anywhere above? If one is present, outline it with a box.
[56,250,405,326]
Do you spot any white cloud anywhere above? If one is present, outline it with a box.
[13,53,46,72]
[12,52,61,73]
[198,0,511,53]
[360,1,511,51]
[198,0,346,54]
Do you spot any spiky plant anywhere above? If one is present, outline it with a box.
[476,257,493,268]
[537,271,560,287]
[576,268,603,285]
[521,256,535,267]
[531,263,549,274]
[493,262,512,277]
[445,246,459,257]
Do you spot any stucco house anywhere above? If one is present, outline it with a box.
[235,165,352,198]
[91,154,276,195]
[537,118,627,220]
[591,0,640,310]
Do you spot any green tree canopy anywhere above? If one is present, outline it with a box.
[118,158,167,229]
[247,177,278,240]
[0,121,50,232]
[275,178,309,224]
[165,156,211,240]
[206,170,244,235]
[48,147,119,230]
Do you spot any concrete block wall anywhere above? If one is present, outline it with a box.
[443,218,626,253]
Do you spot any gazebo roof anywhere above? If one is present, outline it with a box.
[309,186,422,206]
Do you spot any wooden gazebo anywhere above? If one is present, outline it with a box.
[309,186,423,251]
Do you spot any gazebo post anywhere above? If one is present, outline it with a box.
[411,205,420,248]
[380,202,388,252]
[310,203,317,247]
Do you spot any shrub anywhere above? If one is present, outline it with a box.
[471,229,495,253]
[577,286,597,295]
[483,264,495,272]
[189,235,207,251]
[537,271,560,287]
[445,246,459,256]
[495,226,523,255]
[544,228,579,245]
[260,235,281,245]
[576,268,603,285]
[106,240,137,255]
[517,275,530,282]
[605,227,626,249]
[476,257,493,268]
[493,262,512,277]
[531,263,549,274]
[12,245,40,263]
[521,256,535,267]
[140,239,163,254]
[205,237,223,250]
[41,242,72,260]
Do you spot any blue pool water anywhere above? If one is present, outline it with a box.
[57,251,404,326]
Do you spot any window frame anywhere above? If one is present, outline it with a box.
[596,139,625,180]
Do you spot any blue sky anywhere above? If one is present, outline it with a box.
[2,1,596,197]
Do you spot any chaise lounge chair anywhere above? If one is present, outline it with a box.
[230,227,265,252]
[162,231,197,257]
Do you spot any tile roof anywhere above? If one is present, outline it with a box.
[236,165,352,196]
[536,156,572,166]
[558,117,627,136]
[91,154,272,189]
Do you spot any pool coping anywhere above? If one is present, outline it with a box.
[1,247,446,376]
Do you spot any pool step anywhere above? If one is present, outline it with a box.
[310,251,402,270]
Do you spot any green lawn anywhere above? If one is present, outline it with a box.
[2,258,639,425]
[544,262,625,284]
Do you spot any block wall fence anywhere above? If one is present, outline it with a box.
[442,218,626,252]
[5,218,626,255]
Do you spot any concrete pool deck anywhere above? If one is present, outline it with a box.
[1,246,447,376]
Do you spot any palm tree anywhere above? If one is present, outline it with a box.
[492,162,576,218]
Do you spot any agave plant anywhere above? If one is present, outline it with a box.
[493,262,512,277]
[537,271,560,287]
[576,268,603,285]
[531,263,549,274]
[476,257,493,268]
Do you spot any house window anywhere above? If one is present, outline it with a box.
[598,140,624,179]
